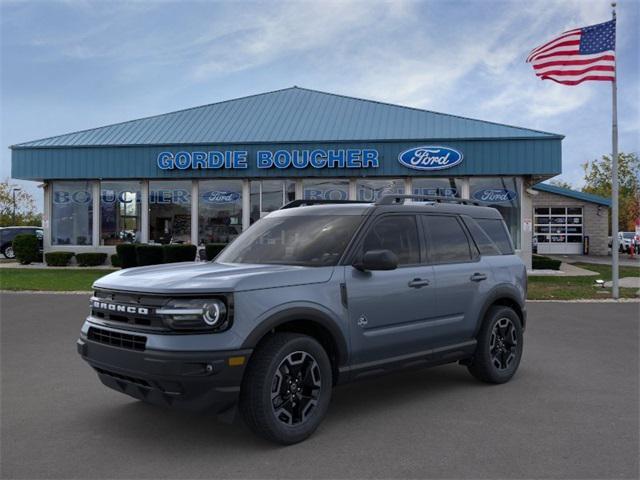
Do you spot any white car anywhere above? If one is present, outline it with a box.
[619,232,636,253]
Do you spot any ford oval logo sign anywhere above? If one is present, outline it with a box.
[398,146,463,171]
[201,191,241,204]
[473,188,518,203]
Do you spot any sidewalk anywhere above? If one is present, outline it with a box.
[528,262,599,277]
[547,254,640,267]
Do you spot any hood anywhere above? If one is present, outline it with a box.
[93,262,335,294]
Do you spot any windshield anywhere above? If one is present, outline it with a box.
[622,232,635,239]
[216,215,362,266]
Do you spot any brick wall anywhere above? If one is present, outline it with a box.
[532,191,609,255]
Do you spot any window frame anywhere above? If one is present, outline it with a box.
[421,214,480,266]
[348,213,424,268]
[461,215,502,257]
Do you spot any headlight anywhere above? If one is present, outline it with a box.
[157,298,229,331]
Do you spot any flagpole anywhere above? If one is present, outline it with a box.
[611,1,619,299]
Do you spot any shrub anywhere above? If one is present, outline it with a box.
[76,252,108,267]
[116,244,137,269]
[110,254,121,268]
[135,245,164,266]
[12,234,40,265]
[205,243,226,261]
[532,255,562,270]
[163,244,197,263]
[45,251,74,267]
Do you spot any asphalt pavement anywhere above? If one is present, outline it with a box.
[1,293,638,479]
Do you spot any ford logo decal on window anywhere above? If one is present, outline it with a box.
[201,191,241,204]
[398,146,463,171]
[472,188,518,203]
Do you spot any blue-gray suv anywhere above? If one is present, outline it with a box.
[78,195,527,444]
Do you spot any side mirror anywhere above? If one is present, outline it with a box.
[353,249,398,271]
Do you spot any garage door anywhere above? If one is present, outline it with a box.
[535,207,583,254]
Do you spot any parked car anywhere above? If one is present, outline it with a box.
[619,232,636,253]
[0,226,43,259]
[78,195,527,444]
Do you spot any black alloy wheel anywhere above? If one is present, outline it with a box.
[240,332,332,444]
[271,351,322,426]
[490,317,518,371]
[467,305,523,384]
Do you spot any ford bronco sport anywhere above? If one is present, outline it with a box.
[78,195,527,444]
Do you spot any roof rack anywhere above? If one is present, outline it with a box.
[280,199,371,209]
[375,194,480,206]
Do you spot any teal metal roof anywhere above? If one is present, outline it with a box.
[533,183,611,206]
[12,86,562,148]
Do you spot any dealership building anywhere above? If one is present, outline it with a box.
[10,87,611,267]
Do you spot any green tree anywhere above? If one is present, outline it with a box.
[549,178,573,189]
[0,180,42,227]
[582,152,640,232]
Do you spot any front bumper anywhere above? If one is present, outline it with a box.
[77,334,252,413]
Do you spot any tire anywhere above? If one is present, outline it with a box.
[239,333,332,445]
[467,306,523,384]
[3,245,15,259]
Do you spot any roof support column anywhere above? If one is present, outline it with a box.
[294,179,303,200]
[191,180,198,245]
[460,178,470,199]
[140,181,149,243]
[348,178,357,200]
[242,180,250,231]
[92,181,100,248]
[519,177,533,270]
[42,182,51,252]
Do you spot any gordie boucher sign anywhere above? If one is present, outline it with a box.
[156,146,464,171]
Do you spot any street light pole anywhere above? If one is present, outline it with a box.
[11,187,22,225]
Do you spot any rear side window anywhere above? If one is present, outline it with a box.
[463,217,501,256]
[361,215,420,265]
[423,215,473,264]
[476,218,514,254]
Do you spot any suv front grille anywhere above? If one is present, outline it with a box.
[88,327,147,351]
[90,291,169,331]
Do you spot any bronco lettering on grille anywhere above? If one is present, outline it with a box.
[92,300,149,315]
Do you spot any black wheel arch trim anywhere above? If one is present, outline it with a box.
[240,307,349,368]
[475,285,526,336]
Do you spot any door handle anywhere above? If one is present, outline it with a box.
[470,272,488,282]
[408,278,430,288]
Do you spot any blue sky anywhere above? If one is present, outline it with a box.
[1,0,638,210]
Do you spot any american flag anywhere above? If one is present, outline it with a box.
[527,19,616,85]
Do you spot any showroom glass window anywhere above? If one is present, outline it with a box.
[356,179,404,201]
[469,177,521,248]
[412,178,462,198]
[303,179,349,201]
[51,181,93,245]
[100,181,141,245]
[149,180,191,244]
[199,180,243,245]
[250,180,296,224]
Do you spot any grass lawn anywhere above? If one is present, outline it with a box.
[528,263,640,300]
[0,268,115,291]
[1,263,638,300]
